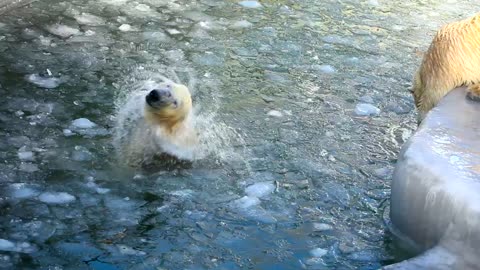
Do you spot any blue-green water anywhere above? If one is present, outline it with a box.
[0,0,478,269]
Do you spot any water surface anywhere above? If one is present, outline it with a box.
[0,0,478,269]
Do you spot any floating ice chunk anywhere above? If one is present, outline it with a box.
[71,146,93,161]
[104,196,141,225]
[197,21,222,31]
[346,57,360,64]
[183,10,212,22]
[84,30,95,36]
[230,196,277,223]
[12,187,39,199]
[46,24,80,38]
[359,95,374,104]
[347,250,381,262]
[142,31,170,42]
[386,101,413,115]
[373,167,392,178]
[118,24,132,32]
[245,181,275,198]
[0,239,35,253]
[63,129,73,136]
[165,49,184,61]
[267,110,283,117]
[74,13,105,26]
[75,128,109,138]
[323,182,351,206]
[310,248,328,257]
[166,28,181,35]
[100,0,127,4]
[231,196,260,209]
[230,20,253,29]
[354,103,380,116]
[135,3,151,12]
[10,183,39,199]
[313,223,333,232]
[18,151,34,161]
[15,220,56,242]
[38,192,75,204]
[392,25,405,31]
[169,189,194,198]
[38,35,52,46]
[95,187,110,194]
[117,245,146,256]
[55,242,102,260]
[239,1,262,8]
[86,179,110,194]
[71,118,97,129]
[19,163,39,172]
[0,239,15,251]
[314,64,336,74]
[265,71,288,83]
[192,53,223,66]
[25,74,62,89]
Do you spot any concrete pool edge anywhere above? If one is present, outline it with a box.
[383,87,480,269]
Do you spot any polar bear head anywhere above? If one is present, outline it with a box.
[144,82,192,131]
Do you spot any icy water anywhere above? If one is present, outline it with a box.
[0,0,479,269]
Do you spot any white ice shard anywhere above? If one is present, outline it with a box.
[245,181,275,198]
[45,24,80,38]
[25,74,62,89]
[38,192,75,204]
[71,118,97,129]
[354,103,380,116]
[73,13,105,26]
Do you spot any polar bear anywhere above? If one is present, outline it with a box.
[114,81,198,167]
[412,13,480,121]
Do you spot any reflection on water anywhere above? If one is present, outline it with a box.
[0,0,478,269]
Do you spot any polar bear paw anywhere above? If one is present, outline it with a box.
[466,83,480,101]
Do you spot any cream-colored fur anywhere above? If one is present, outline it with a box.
[412,13,480,121]
[115,82,198,167]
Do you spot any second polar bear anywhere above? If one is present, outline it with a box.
[412,13,480,121]
[114,81,198,167]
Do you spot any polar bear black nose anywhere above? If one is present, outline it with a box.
[147,89,171,102]
[147,89,172,102]
[147,89,160,101]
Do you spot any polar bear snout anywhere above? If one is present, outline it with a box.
[146,88,175,108]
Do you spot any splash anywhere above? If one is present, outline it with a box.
[112,66,247,169]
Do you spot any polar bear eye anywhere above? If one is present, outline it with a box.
[173,100,178,107]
